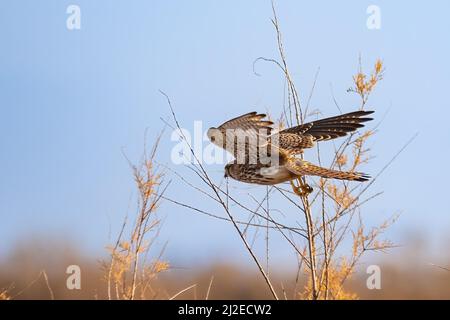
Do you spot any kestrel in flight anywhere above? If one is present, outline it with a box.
[207,110,373,187]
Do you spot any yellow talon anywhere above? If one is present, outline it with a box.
[302,184,313,195]
[290,181,313,197]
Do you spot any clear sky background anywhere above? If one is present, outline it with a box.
[1,1,449,269]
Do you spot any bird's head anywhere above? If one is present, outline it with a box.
[207,127,225,148]
[224,163,233,178]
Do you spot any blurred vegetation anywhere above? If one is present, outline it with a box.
[1,237,450,300]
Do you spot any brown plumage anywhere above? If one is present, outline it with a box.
[207,110,373,185]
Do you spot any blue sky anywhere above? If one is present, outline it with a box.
[1,1,449,269]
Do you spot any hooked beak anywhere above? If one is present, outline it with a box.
[224,165,230,178]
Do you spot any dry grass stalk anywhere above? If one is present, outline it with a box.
[0,288,11,300]
[1,269,55,300]
[102,134,170,300]
[256,3,398,299]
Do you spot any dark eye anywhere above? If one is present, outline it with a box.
[211,136,216,142]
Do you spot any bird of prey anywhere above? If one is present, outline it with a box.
[207,110,373,188]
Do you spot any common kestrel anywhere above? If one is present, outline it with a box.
[207,110,373,186]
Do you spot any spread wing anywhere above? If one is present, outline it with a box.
[218,112,274,133]
[216,112,275,163]
[278,110,374,153]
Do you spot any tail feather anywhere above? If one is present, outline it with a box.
[286,159,370,182]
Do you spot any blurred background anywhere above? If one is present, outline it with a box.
[1,1,450,299]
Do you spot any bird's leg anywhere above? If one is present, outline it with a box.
[290,179,313,197]
[301,183,313,195]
